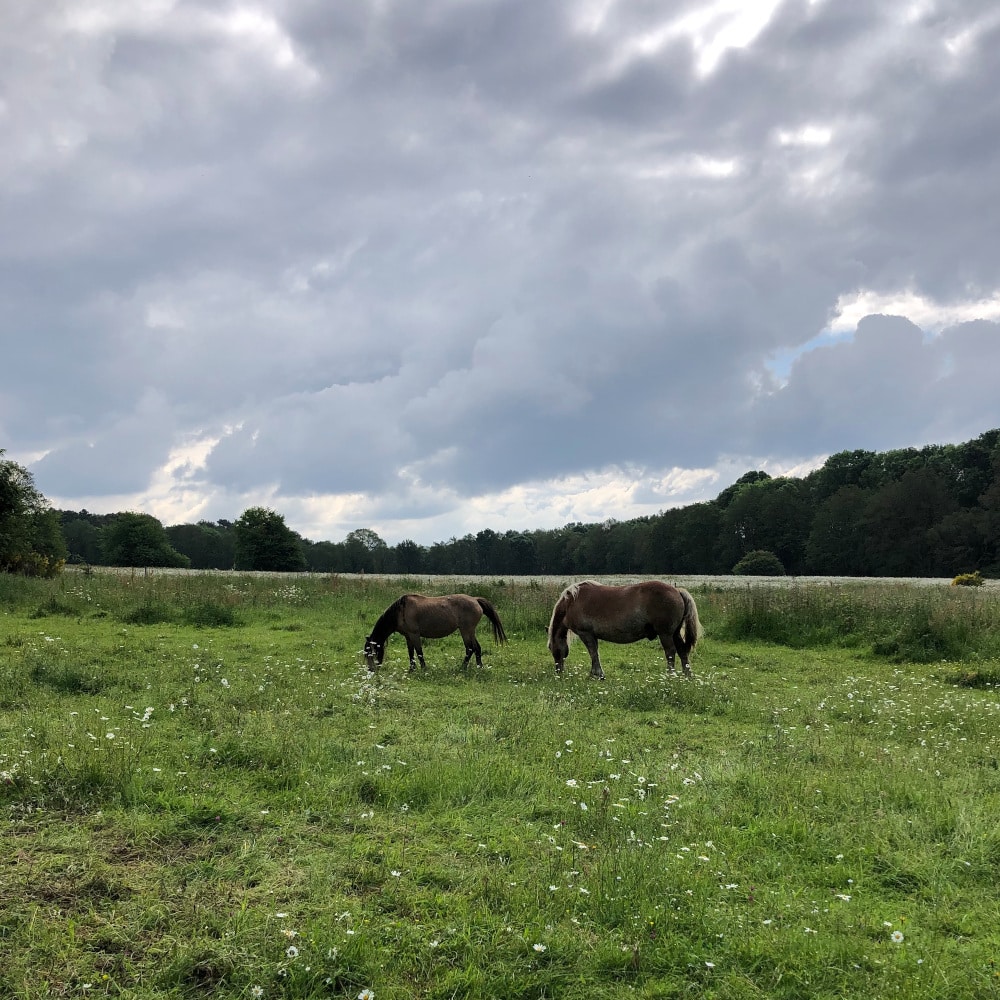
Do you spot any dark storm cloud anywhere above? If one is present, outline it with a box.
[3,0,1000,542]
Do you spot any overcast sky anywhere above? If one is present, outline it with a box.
[3,0,1000,545]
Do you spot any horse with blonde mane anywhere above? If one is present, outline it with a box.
[547,580,702,679]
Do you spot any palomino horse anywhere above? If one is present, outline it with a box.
[364,593,508,671]
[547,580,702,679]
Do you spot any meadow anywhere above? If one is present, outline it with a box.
[2,570,1000,999]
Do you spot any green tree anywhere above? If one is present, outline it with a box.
[717,478,812,574]
[102,512,189,568]
[805,485,872,575]
[302,539,345,573]
[733,549,785,575]
[655,503,724,574]
[61,515,103,564]
[505,531,538,575]
[233,507,306,572]
[0,453,67,576]
[343,528,388,573]
[166,521,236,569]
[927,508,990,576]
[392,539,426,574]
[862,468,958,576]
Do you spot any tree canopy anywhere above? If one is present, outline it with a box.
[0,452,66,576]
[102,512,190,568]
[46,427,1000,580]
[233,507,307,572]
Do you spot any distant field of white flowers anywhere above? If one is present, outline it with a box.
[70,566,998,589]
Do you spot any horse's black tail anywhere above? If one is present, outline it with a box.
[477,598,508,645]
[678,588,703,650]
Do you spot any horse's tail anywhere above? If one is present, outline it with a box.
[678,588,703,649]
[477,598,508,645]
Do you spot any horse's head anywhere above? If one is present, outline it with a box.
[363,636,385,671]
[547,624,570,665]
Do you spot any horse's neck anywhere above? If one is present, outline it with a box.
[371,601,402,643]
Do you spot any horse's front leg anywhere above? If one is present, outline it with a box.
[577,633,605,680]
[405,638,418,672]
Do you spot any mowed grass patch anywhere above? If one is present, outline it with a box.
[1,572,1000,998]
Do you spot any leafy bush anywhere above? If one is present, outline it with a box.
[952,571,984,587]
[732,549,786,575]
[120,600,173,625]
[181,600,239,628]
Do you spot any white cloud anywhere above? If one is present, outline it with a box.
[831,288,1000,335]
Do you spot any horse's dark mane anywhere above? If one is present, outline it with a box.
[368,596,406,644]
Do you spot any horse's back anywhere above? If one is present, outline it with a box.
[567,580,685,639]
[401,593,482,638]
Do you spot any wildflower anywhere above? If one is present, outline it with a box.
[286,945,299,958]
[391,870,401,877]
[533,943,547,952]
[891,930,904,943]
[565,779,578,787]
[251,988,264,999]
[835,894,852,902]
[705,961,715,969]
[358,990,375,1000]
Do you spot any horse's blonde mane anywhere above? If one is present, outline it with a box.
[547,580,599,646]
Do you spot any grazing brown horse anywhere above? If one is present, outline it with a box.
[547,580,702,679]
[364,593,508,671]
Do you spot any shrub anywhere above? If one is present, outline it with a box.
[181,600,239,628]
[732,550,786,576]
[952,571,984,587]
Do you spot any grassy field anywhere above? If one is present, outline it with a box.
[2,571,1000,999]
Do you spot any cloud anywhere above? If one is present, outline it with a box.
[3,0,1000,545]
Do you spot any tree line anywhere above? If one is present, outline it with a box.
[4,430,1000,578]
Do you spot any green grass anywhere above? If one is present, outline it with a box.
[1,572,1000,998]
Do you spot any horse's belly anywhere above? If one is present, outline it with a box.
[595,625,647,643]
[583,612,650,643]
[420,624,457,639]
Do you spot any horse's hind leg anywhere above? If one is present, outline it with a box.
[672,629,693,677]
[659,635,677,674]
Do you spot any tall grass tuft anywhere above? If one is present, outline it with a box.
[705,582,1000,663]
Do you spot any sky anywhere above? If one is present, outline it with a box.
[3,0,1000,546]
